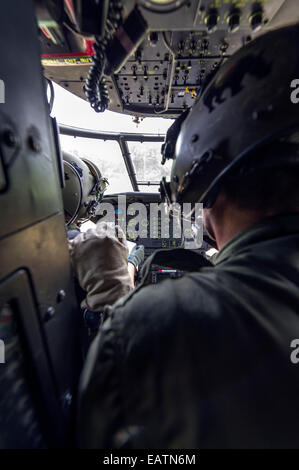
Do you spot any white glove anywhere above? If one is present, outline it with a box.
[69,222,133,312]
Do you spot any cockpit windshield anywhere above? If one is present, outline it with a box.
[53,84,174,193]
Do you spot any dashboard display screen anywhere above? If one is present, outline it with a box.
[115,202,183,251]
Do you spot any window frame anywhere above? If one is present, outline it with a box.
[59,124,166,192]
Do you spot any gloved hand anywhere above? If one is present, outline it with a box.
[69,221,133,312]
[128,244,145,270]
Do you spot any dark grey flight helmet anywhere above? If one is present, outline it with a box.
[62,151,108,225]
[161,23,299,208]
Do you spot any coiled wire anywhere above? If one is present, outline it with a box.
[84,1,123,113]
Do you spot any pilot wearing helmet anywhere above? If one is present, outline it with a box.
[62,150,109,235]
[78,24,299,448]
[61,151,143,334]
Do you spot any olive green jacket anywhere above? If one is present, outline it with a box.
[79,213,299,448]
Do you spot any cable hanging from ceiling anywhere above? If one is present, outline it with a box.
[84,0,123,113]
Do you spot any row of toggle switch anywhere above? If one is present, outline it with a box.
[204,7,264,33]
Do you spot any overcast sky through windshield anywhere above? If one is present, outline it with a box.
[52,83,173,134]
[53,83,173,193]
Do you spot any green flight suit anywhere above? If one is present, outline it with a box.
[78,212,299,449]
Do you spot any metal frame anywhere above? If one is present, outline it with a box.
[59,124,165,191]
[0,0,83,448]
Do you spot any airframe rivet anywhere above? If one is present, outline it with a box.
[28,135,40,153]
[3,130,16,147]
[44,306,55,321]
[57,290,66,303]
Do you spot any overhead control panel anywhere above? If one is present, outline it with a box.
[39,0,291,118]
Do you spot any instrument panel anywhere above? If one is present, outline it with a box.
[100,192,183,256]
[97,192,211,284]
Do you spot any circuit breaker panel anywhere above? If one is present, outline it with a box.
[40,0,290,117]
